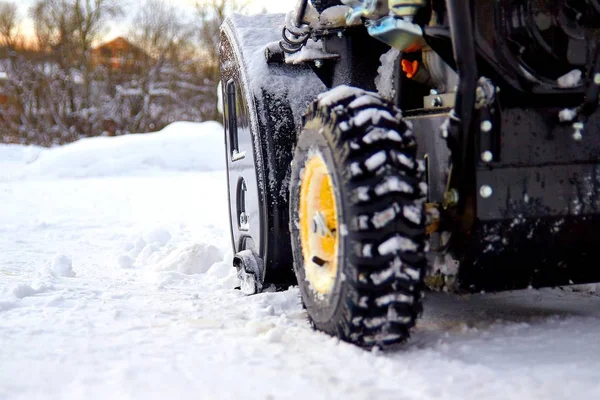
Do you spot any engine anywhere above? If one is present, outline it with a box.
[480,0,600,85]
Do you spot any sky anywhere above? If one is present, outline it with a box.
[17,0,298,43]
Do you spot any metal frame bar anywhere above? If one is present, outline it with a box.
[445,0,478,212]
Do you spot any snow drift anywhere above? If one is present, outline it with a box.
[0,121,225,181]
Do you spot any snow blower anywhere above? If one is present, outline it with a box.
[220,0,600,347]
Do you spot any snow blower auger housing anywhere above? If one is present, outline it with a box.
[220,0,600,347]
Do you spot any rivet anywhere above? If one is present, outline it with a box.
[481,120,492,132]
[480,185,493,198]
[481,151,493,163]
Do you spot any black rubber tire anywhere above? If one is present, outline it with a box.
[289,86,428,348]
[311,0,342,13]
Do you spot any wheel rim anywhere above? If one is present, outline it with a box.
[299,153,339,295]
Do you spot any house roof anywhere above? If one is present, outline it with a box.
[92,37,147,57]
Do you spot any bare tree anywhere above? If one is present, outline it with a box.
[0,1,19,49]
[1,0,233,144]
[124,0,194,131]
[31,0,77,55]
[196,0,247,62]
[196,0,247,120]
[72,0,123,108]
[30,0,122,110]
[130,0,189,60]
[31,0,79,116]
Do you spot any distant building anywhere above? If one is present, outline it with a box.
[91,37,149,73]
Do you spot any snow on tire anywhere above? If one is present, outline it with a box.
[289,85,428,348]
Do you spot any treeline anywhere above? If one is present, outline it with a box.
[0,0,239,146]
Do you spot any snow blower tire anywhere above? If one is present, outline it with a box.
[290,86,428,348]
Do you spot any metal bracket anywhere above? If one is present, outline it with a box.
[233,250,265,295]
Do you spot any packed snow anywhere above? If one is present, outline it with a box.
[0,121,224,182]
[1,122,600,399]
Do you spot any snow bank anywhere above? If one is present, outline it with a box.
[0,143,44,182]
[154,242,223,275]
[116,227,237,290]
[0,121,225,181]
[0,143,43,163]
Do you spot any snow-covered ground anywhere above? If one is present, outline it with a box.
[1,122,600,400]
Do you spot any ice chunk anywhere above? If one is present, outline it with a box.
[155,243,223,275]
[50,254,75,278]
[318,85,364,106]
[559,108,577,122]
[364,151,387,171]
[375,48,400,100]
[557,69,582,88]
[378,235,418,255]
[143,228,171,246]
[117,254,135,269]
[403,205,422,224]
[374,176,414,196]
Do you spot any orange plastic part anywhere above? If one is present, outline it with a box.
[401,59,420,79]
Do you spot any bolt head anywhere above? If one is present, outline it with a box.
[480,185,493,198]
[431,96,443,107]
[444,189,460,206]
[573,131,583,141]
[475,86,485,99]
[337,31,343,38]
[594,73,600,85]
[481,151,493,163]
[481,120,492,132]
[314,60,323,68]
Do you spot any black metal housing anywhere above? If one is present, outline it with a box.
[220,14,326,285]
[220,0,600,293]
[426,0,600,291]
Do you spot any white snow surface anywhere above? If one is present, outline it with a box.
[0,121,224,181]
[1,122,600,399]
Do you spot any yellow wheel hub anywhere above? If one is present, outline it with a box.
[299,154,339,295]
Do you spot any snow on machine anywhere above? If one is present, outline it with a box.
[219,0,600,347]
